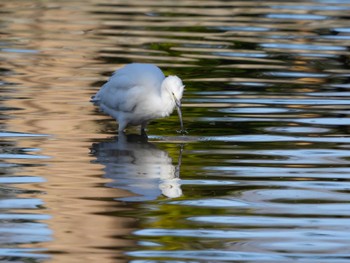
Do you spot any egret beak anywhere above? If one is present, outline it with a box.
[172,94,184,132]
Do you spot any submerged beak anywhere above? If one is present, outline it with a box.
[172,94,184,132]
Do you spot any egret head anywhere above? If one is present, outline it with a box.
[162,75,185,132]
[162,76,184,103]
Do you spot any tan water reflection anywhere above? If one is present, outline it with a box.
[1,2,134,262]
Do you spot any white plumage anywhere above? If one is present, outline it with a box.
[91,63,185,133]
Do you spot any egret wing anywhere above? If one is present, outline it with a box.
[95,74,144,113]
[92,63,165,113]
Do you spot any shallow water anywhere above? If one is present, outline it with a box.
[1,0,350,262]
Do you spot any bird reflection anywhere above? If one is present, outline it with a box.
[91,133,182,201]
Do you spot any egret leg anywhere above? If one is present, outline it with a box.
[118,120,127,134]
[141,122,148,136]
[141,122,147,131]
[117,132,127,146]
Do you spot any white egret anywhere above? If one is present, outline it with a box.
[91,63,185,134]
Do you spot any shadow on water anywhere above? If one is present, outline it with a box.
[91,133,183,201]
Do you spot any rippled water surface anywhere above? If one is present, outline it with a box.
[1,0,350,262]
